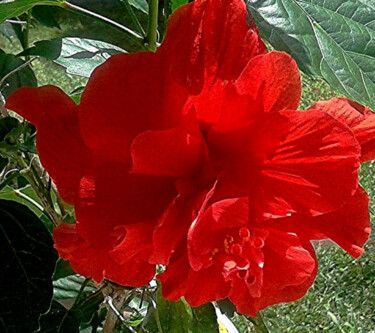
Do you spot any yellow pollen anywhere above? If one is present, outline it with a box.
[211,248,219,256]
[224,239,230,254]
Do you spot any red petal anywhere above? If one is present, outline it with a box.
[149,189,208,265]
[79,52,189,150]
[260,110,361,215]
[235,51,301,113]
[309,98,375,162]
[53,223,155,286]
[161,0,266,94]
[107,221,156,286]
[210,110,361,217]
[266,187,371,258]
[6,86,92,203]
[76,162,176,249]
[130,128,203,178]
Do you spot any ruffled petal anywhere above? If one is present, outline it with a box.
[235,51,301,113]
[309,98,375,162]
[6,86,92,203]
[261,110,361,215]
[229,236,317,316]
[209,110,361,217]
[158,247,230,306]
[79,52,189,150]
[53,223,155,286]
[265,187,371,258]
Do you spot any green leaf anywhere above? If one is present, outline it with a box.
[171,0,188,12]
[0,199,58,332]
[38,292,104,333]
[0,185,42,213]
[32,5,60,29]
[19,38,63,60]
[247,0,375,110]
[0,116,19,140]
[143,285,219,333]
[128,0,148,14]
[53,258,75,280]
[0,0,65,24]
[0,50,37,98]
[53,275,95,300]
[38,301,80,333]
[54,37,126,77]
[191,303,220,333]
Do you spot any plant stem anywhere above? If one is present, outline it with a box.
[15,155,61,227]
[146,0,159,51]
[120,0,145,36]
[103,294,126,333]
[249,312,269,333]
[64,2,144,44]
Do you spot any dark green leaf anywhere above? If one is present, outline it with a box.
[0,0,65,24]
[53,37,126,77]
[38,301,80,333]
[0,156,7,172]
[171,0,188,12]
[216,299,236,318]
[0,117,23,160]
[191,303,219,333]
[0,199,58,332]
[143,285,219,333]
[39,291,103,333]
[247,0,375,110]
[53,258,75,280]
[19,38,63,60]
[0,50,37,98]
[32,6,60,29]
[128,0,148,14]
[0,116,19,141]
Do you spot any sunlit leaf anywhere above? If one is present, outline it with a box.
[247,0,375,110]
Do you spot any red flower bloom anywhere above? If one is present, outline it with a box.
[5,0,266,285]
[5,0,372,316]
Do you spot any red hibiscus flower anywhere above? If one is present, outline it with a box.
[5,0,373,317]
[5,0,266,285]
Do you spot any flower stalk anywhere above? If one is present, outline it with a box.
[146,0,159,51]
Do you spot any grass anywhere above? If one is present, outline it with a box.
[2,19,375,333]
